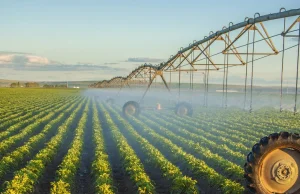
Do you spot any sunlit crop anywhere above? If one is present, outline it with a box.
[0,88,299,193]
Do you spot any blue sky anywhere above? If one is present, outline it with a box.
[0,0,299,84]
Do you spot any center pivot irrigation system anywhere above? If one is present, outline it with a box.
[90,8,300,193]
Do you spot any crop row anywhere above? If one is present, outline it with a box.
[0,98,81,180]
[0,88,78,118]
[100,103,155,194]
[50,99,90,193]
[0,99,57,122]
[183,113,257,147]
[104,104,199,194]
[142,112,244,179]
[0,89,72,117]
[151,111,248,157]
[214,108,300,129]
[199,117,274,141]
[2,99,87,194]
[122,111,244,194]
[0,98,80,159]
[0,95,79,123]
[0,94,42,114]
[91,101,114,194]
[0,97,78,137]
[194,109,298,139]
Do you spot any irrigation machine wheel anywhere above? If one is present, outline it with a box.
[106,97,115,105]
[175,102,193,117]
[123,101,140,117]
[244,132,300,194]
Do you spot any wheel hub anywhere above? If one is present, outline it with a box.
[259,148,300,193]
[125,105,136,115]
[177,106,187,116]
[272,160,295,184]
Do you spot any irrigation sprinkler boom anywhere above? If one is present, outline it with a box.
[89,8,300,193]
[91,8,300,115]
[116,64,194,117]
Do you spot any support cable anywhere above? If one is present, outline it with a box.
[250,13,260,113]
[222,41,226,107]
[294,22,300,115]
[244,29,250,110]
[207,44,211,107]
[149,67,152,92]
[192,68,194,90]
[179,53,181,100]
[205,40,209,107]
[280,8,286,112]
[192,47,194,91]
[190,66,192,90]
[225,24,233,109]
[169,63,171,90]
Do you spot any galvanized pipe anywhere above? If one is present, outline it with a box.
[166,8,300,65]
[294,23,300,114]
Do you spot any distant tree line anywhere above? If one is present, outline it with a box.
[10,82,40,88]
[10,82,21,88]
[43,84,67,88]
[25,82,40,88]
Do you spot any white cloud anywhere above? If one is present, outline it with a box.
[0,54,14,63]
[0,53,51,66]
[0,51,130,81]
[26,55,50,65]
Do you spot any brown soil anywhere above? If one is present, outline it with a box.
[74,103,94,194]
[33,105,85,194]
[108,108,173,194]
[98,105,137,194]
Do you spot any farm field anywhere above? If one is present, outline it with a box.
[0,88,299,194]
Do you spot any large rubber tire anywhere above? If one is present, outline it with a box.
[244,132,300,194]
[123,101,140,117]
[175,102,193,116]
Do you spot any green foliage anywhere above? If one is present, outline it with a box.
[1,88,300,194]
[25,82,40,88]
[100,103,156,194]
[2,99,86,194]
[43,84,67,88]
[105,104,198,194]
[91,102,114,194]
[124,109,245,193]
[50,100,89,193]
